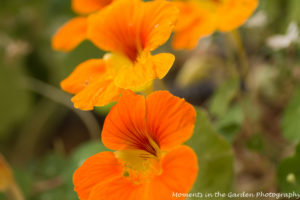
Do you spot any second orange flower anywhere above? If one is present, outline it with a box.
[53,0,179,110]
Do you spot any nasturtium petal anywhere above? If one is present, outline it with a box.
[88,177,149,200]
[141,0,179,51]
[87,0,178,59]
[61,59,106,94]
[217,0,259,32]
[101,90,148,151]
[151,53,175,79]
[71,79,123,110]
[52,17,87,52]
[172,1,217,50]
[149,146,198,200]
[73,151,123,200]
[72,0,114,15]
[102,91,196,152]
[172,0,258,50]
[88,0,147,57]
[146,91,196,150]
[111,52,174,89]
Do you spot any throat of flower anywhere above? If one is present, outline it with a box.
[114,138,162,184]
[104,50,151,74]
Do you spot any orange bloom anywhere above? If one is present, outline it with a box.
[61,0,178,110]
[0,154,13,192]
[87,0,178,89]
[172,0,258,50]
[73,91,198,200]
[52,0,116,51]
[60,59,124,110]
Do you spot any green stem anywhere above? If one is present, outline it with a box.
[230,29,250,80]
[11,99,61,164]
[22,77,100,140]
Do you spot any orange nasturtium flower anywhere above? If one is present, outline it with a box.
[0,154,13,192]
[58,0,179,110]
[52,0,116,51]
[172,0,258,50]
[73,90,198,200]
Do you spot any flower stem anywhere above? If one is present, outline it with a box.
[22,76,100,140]
[5,181,24,200]
[230,29,249,81]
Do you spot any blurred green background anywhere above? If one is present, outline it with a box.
[1,0,300,199]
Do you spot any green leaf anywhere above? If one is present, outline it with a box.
[277,143,300,193]
[31,141,111,200]
[209,78,239,117]
[216,104,244,143]
[281,88,300,142]
[246,133,265,153]
[36,152,66,179]
[287,0,300,26]
[70,140,110,168]
[186,108,234,200]
[94,102,116,116]
[13,168,34,199]
[0,66,31,140]
[35,186,66,200]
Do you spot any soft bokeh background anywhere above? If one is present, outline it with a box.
[1,0,300,199]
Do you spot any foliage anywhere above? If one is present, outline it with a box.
[0,65,31,141]
[209,78,239,118]
[6,141,109,200]
[281,87,300,142]
[187,108,234,199]
[277,143,300,193]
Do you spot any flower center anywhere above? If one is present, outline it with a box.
[115,138,162,184]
